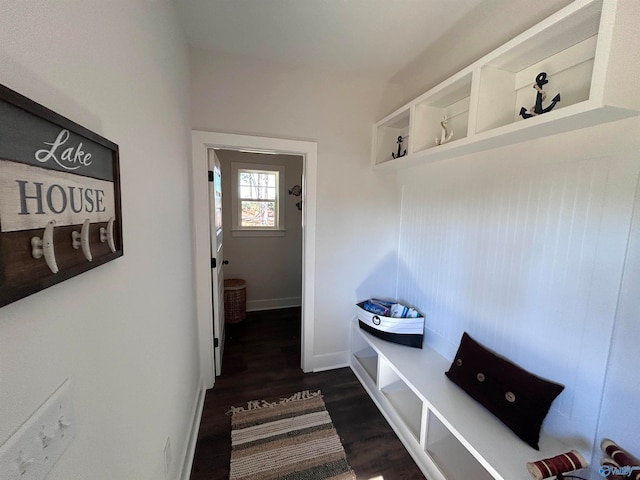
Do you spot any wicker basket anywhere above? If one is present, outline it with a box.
[224,279,246,324]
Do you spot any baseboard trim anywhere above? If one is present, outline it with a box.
[310,351,349,372]
[179,385,206,480]
[246,297,301,312]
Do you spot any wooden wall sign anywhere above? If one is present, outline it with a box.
[0,83,123,307]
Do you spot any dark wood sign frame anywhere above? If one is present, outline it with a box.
[0,83,123,308]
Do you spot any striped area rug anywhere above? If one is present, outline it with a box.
[228,390,356,480]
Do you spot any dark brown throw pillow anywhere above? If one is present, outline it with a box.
[445,332,564,450]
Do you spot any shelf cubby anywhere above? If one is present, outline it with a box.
[413,73,472,153]
[352,346,378,384]
[378,362,422,441]
[426,411,494,480]
[476,0,601,134]
[373,107,411,165]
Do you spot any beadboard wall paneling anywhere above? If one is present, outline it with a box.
[394,125,640,451]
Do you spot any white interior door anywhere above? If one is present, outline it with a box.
[208,149,225,376]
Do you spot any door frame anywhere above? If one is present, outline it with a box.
[191,131,317,388]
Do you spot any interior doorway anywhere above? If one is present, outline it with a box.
[214,149,303,310]
[191,131,318,388]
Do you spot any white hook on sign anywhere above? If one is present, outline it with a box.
[31,220,59,274]
[72,219,93,261]
[100,217,116,253]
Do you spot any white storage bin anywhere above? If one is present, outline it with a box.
[356,301,424,348]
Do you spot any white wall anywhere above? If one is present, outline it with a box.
[380,0,640,463]
[191,49,402,369]
[595,176,640,461]
[395,116,640,460]
[217,150,304,311]
[387,0,573,108]
[0,2,200,479]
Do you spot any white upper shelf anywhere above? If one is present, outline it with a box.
[372,0,640,169]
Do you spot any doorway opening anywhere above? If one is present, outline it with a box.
[215,149,303,308]
[191,131,317,388]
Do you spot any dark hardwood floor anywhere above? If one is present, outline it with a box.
[189,307,425,480]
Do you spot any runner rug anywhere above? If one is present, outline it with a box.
[228,390,356,480]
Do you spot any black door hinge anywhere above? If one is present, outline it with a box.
[211,257,216,268]
[214,337,219,348]
[208,170,214,182]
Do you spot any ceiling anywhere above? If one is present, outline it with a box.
[175,0,484,80]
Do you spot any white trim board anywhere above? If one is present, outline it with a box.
[311,352,349,373]
[191,131,318,387]
[178,386,206,480]
[246,297,302,312]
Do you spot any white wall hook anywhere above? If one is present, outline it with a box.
[72,219,93,261]
[100,217,116,253]
[31,220,59,273]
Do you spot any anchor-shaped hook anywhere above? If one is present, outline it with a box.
[391,135,407,159]
[435,115,454,146]
[519,72,561,119]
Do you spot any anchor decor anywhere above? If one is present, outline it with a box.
[391,135,407,159]
[435,115,454,146]
[519,72,561,119]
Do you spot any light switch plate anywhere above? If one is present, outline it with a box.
[0,379,76,480]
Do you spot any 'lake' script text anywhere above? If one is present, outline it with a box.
[35,129,93,171]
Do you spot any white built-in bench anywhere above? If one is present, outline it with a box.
[349,320,578,480]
